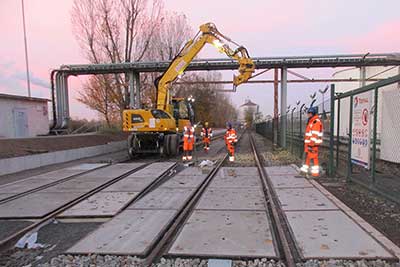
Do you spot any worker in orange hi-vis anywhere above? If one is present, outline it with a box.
[182,122,195,162]
[201,122,213,152]
[300,107,323,177]
[224,122,238,162]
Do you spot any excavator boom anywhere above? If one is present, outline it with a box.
[122,22,254,158]
[156,22,255,111]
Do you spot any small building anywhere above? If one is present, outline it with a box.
[0,93,50,138]
[238,98,259,124]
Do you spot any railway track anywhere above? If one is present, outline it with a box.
[0,159,171,252]
[138,131,298,266]
[2,130,398,267]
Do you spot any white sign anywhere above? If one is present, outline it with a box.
[351,91,371,169]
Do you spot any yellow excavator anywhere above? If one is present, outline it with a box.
[122,22,255,158]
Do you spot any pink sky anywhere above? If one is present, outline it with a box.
[1,0,399,120]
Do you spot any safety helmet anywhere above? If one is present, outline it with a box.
[307,107,317,116]
[204,122,209,127]
[226,122,232,129]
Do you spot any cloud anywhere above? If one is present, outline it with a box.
[11,70,50,89]
[0,60,49,90]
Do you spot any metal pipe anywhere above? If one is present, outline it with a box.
[273,68,279,145]
[328,84,335,177]
[347,95,354,181]
[281,67,287,148]
[175,78,383,85]
[61,53,400,68]
[50,70,58,130]
[371,87,379,183]
[337,74,400,99]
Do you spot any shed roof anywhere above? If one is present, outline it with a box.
[0,93,50,102]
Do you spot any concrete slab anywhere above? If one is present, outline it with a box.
[161,175,207,189]
[59,192,139,217]
[217,167,258,177]
[66,163,108,171]
[169,210,276,258]
[0,178,59,194]
[269,175,313,189]
[0,193,16,201]
[265,166,298,176]
[102,176,157,192]
[286,210,393,259]
[68,209,177,255]
[276,188,338,211]
[209,173,261,188]
[42,178,110,193]
[0,192,82,218]
[196,188,265,211]
[127,162,175,178]
[128,188,194,210]
[80,163,143,180]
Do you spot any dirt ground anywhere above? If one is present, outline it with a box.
[0,132,129,159]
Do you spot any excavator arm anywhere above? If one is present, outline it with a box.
[155,22,255,111]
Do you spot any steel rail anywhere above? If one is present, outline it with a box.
[141,132,245,266]
[56,161,179,220]
[249,133,298,267]
[0,159,169,252]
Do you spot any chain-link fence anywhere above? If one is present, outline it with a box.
[334,75,400,202]
[255,74,400,203]
[255,98,332,170]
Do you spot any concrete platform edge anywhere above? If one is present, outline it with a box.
[0,141,127,176]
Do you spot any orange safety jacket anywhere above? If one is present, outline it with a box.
[183,126,195,150]
[304,115,323,150]
[224,128,238,145]
[201,127,213,138]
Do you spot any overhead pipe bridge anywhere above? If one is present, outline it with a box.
[51,53,400,134]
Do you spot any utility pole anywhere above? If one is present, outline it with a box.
[21,0,31,97]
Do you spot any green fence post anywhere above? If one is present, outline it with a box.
[291,111,294,154]
[347,95,354,181]
[371,87,379,183]
[328,84,335,177]
[336,97,341,170]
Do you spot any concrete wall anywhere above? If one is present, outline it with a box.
[0,98,49,138]
[0,140,127,176]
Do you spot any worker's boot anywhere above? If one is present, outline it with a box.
[311,165,320,177]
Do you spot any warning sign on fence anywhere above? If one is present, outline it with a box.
[351,92,371,169]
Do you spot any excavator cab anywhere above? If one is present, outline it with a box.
[171,98,195,131]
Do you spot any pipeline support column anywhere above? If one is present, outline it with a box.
[280,67,287,148]
[129,72,141,109]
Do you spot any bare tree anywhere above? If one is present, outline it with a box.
[71,0,163,122]
[173,71,238,127]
